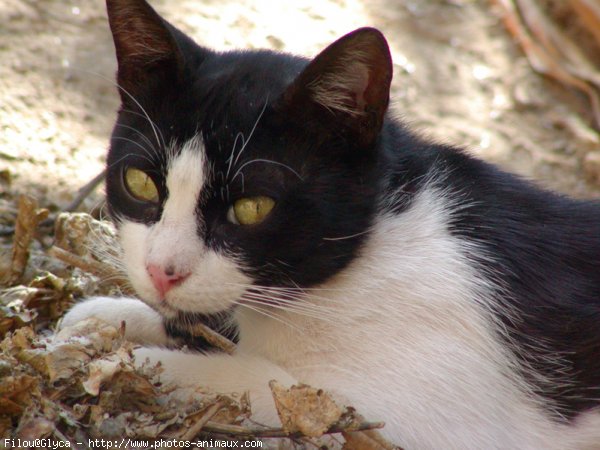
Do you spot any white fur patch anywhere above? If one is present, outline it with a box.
[120,136,251,317]
[233,186,600,449]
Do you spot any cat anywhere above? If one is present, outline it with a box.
[59,0,600,448]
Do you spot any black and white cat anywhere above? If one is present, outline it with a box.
[60,0,600,448]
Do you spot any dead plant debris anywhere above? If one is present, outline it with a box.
[6,195,49,286]
[0,207,395,449]
[495,0,600,130]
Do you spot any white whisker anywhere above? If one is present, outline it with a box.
[111,136,159,166]
[231,159,303,183]
[232,99,269,169]
[67,68,166,150]
[226,131,245,180]
[322,229,372,241]
[114,123,156,152]
[241,293,340,323]
[234,300,301,332]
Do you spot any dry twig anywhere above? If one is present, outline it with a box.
[185,322,237,355]
[181,400,228,441]
[201,419,385,439]
[48,246,131,293]
[7,195,48,285]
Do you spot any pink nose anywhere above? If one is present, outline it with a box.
[146,264,190,299]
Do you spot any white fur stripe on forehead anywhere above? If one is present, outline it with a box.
[163,136,206,222]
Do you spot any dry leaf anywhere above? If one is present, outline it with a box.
[0,374,38,416]
[496,0,600,129]
[82,349,130,396]
[0,303,36,337]
[16,417,54,440]
[54,316,120,353]
[53,212,116,258]
[82,358,121,396]
[270,380,343,437]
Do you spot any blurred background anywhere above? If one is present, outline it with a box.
[1,0,600,220]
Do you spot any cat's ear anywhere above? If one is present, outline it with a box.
[106,0,184,101]
[280,28,393,147]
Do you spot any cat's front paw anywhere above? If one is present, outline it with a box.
[132,347,296,427]
[60,296,170,346]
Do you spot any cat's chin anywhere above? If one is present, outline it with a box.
[170,309,234,327]
[138,295,236,322]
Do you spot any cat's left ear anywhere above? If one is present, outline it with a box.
[279,28,393,147]
[106,0,185,101]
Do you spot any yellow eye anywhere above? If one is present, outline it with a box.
[229,196,275,225]
[124,168,159,203]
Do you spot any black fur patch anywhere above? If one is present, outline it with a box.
[382,140,600,419]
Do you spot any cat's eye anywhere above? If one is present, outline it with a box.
[228,196,275,225]
[124,167,159,203]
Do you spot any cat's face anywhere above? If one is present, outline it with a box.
[103,0,392,319]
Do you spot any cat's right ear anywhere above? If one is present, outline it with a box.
[278,28,393,148]
[106,0,184,101]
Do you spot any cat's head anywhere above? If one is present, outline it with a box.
[104,0,393,319]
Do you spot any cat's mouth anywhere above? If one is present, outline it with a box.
[162,309,238,350]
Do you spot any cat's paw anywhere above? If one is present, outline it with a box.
[132,347,296,426]
[60,296,170,346]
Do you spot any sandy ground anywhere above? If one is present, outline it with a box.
[1,0,599,219]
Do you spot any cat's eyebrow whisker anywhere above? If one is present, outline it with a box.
[231,98,270,171]
[120,107,168,165]
[231,159,303,183]
[114,123,156,151]
[114,84,165,150]
[111,136,159,165]
[238,172,245,194]
[322,229,373,241]
[68,67,166,150]
[225,131,245,180]
[106,143,156,170]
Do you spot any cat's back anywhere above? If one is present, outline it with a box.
[378,129,600,418]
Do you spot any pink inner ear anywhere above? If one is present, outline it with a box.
[309,59,378,117]
[279,28,392,145]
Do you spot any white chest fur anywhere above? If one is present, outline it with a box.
[234,188,600,449]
